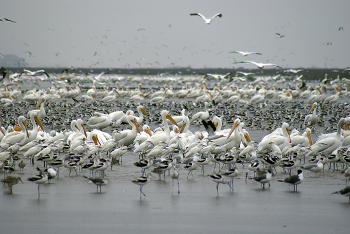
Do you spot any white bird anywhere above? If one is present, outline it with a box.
[190,13,222,24]
[191,102,210,122]
[1,116,29,148]
[113,116,141,146]
[308,118,347,156]
[237,61,282,69]
[87,112,112,130]
[304,102,318,127]
[230,51,262,56]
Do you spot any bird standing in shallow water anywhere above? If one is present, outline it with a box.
[1,176,23,193]
[170,167,180,194]
[332,186,350,203]
[208,173,232,196]
[28,173,48,199]
[278,170,303,191]
[253,170,272,189]
[132,173,152,200]
[83,176,107,193]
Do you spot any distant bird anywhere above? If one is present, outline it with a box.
[1,176,23,194]
[302,160,324,177]
[208,173,232,196]
[170,168,180,194]
[276,33,285,38]
[83,176,107,193]
[332,186,350,202]
[237,61,282,69]
[190,13,222,24]
[338,27,343,31]
[18,160,26,173]
[28,173,48,198]
[278,170,303,191]
[284,69,303,74]
[253,170,272,189]
[230,51,262,56]
[0,18,16,23]
[132,173,152,200]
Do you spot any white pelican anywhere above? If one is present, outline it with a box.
[191,102,210,122]
[237,61,282,69]
[27,98,46,120]
[1,116,29,148]
[134,105,149,125]
[87,112,112,130]
[138,110,178,149]
[23,112,44,145]
[307,118,347,156]
[291,128,313,147]
[190,13,222,25]
[230,51,262,56]
[113,116,141,146]
[323,86,342,104]
[258,122,291,151]
[150,89,167,103]
[304,102,318,127]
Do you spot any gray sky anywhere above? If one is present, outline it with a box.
[1,0,349,69]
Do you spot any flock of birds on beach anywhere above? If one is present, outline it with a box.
[1,67,350,202]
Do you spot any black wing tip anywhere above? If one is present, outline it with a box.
[190,13,198,16]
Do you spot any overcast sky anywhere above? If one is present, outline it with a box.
[1,0,349,69]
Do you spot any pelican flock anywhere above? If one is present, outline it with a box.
[0,67,350,206]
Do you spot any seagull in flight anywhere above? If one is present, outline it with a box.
[237,61,283,69]
[230,51,262,56]
[0,18,16,23]
[276,33,285,38]
[190,13,222,24]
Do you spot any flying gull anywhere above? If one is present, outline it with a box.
[190,13,222,24]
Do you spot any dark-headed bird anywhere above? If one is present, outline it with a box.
[278,169,303,191]
[332,186,350,203]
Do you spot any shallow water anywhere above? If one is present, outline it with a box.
[1,75,350,234]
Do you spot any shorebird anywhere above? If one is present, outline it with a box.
[170,167,180,194]
[253,170,272,189]
[190,13,222,24]
[278,170,303,191]
[18,160,26,173]
[83,176,107,193]
[1,176,23,193]
[302,160,324,177]
[230,51,262,56]
[132,173,152,200]
[332,186,350,203]
[208,173,232,196]
[28,173,48,198]
[276,33,285,38]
